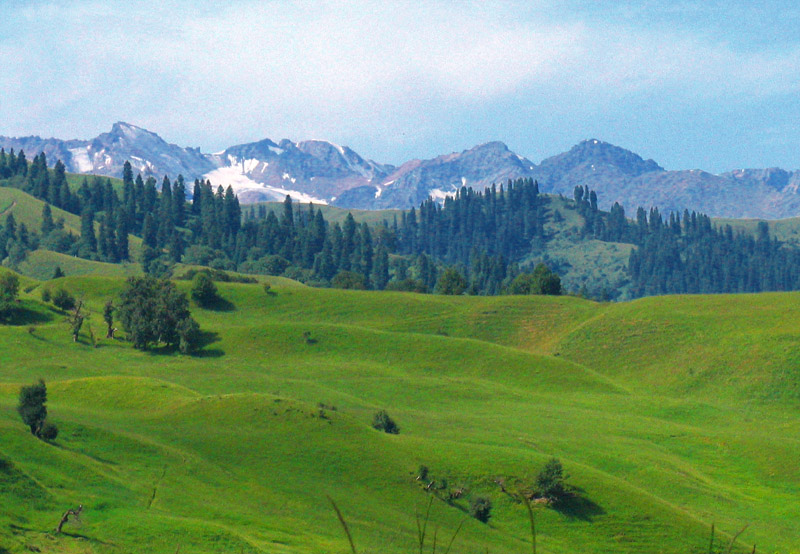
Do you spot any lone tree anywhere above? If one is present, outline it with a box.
[68,299,86,342]
[17,379,56,439]
[117,275,199,352]
[103,300,116,338]
[0,271,20,321]
[371,409,399,434]
[190,271,218,307]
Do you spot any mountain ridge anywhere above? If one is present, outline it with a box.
[3,123,800,218]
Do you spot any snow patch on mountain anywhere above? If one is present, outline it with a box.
[69,147,93,173]
[203,165,327,205]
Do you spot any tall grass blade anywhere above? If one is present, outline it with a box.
[726,525,749,554]
[327,495,358,554]
[417,496,434,554]
[442,520,465,554]
[709,523,715,554]
[521,493,537,554]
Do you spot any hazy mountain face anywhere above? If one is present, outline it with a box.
[3,124,800,218]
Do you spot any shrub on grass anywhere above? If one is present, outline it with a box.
[535,457,568,502]
[0,272,20,320]
[469,496,492,523]
[39,420,59,441]
[41,288,51,303]
[331,271,366,290]
[371,409,399,434]
[52,288,76,311]
[191,271,219,307]
[435,267,467,295]
[17,379,48,437]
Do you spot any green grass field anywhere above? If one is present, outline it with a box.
[246,201,403,226]
[0,270,796,554]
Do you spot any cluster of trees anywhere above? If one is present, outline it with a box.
[394,179,545,294]
[12,148,800,299]
[117,276,200,353]
[1,152,564,296]
[572,185,800,296]
[628,215,800,295]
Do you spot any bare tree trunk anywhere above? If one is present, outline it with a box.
[55,504,82,534]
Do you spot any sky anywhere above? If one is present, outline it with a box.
[1,0,799,173]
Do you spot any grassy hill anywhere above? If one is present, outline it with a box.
[0,187,143,279]
[0,271,796,553]
[245,200,403,226]
[715,215,800,247]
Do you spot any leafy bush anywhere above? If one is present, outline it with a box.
[39,420,59,441]
[509,264,562,296]
[52,288,76,311]
[177,316,201,354]
[17,379,48,437]
[238,255,291,276]
[385,278,428,293]
[331,271,366,290]
[178,268,256,283]
[435,267,467,295]
[371,409,399,434]
[191,272,219,307]
[0,271,20,320]
[469,496,492,523]
[40,288,51,302]
[535,457,568,502]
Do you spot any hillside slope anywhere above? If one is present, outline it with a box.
[0,274,794,553]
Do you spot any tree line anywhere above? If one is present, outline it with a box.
[570,185,800,296]
[5,146,800,298]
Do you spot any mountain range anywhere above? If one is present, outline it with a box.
[3,122,800,219]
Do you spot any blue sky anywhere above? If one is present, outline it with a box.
[1,0,799,172]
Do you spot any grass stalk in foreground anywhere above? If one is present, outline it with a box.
[329,494,464,554]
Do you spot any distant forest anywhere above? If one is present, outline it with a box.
[3,147,800,299]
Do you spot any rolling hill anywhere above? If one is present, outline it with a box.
[0,271,796,553]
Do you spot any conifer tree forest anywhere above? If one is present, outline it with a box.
[4,147,800,299]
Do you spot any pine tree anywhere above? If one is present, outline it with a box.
[116,211,129,261]
[371,244,390,290]
[172,175,186,227]
[41,204,54,236]
[80,207,97,253]
[142,213,157,249]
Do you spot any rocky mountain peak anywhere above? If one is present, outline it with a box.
[535,139,663,183]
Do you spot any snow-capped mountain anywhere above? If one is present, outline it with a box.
[4,124,800,218]
[0,122,216,179]
[334,141,537,209]
[206,138,394,204]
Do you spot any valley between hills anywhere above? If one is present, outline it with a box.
[2,272,799,553]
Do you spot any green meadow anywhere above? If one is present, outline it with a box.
[0,270,798,553]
